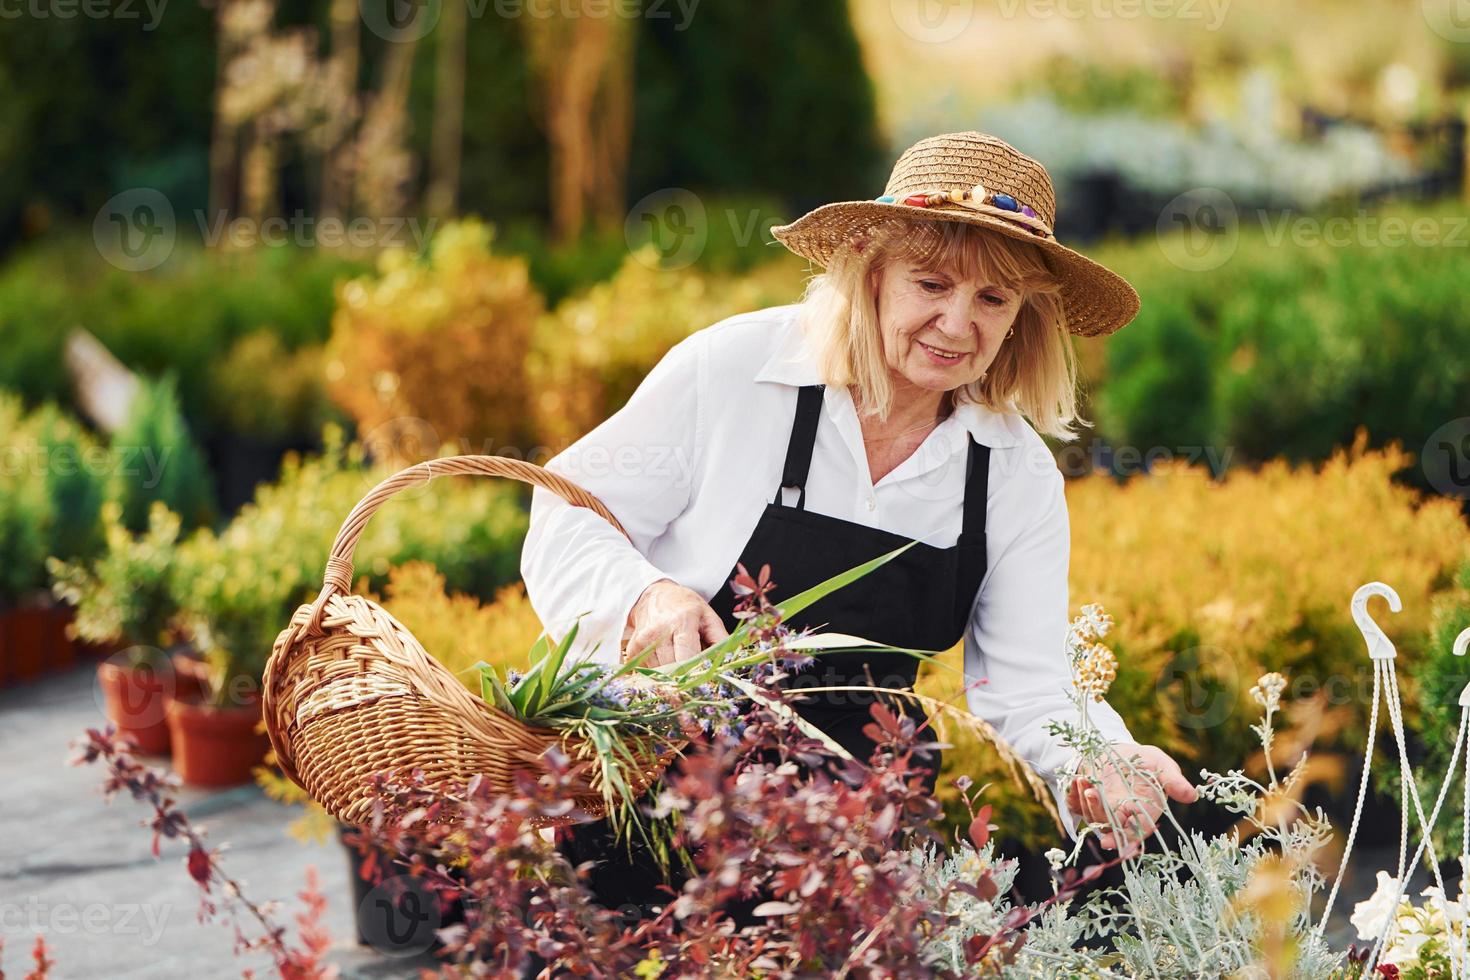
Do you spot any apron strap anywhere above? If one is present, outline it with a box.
[778,385,991,538]
[777,384,825,509]
[961,437,990,540]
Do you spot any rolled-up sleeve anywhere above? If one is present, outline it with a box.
[520,332,706,666]
[963,463,1134,835]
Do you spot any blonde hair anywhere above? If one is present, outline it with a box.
[793,217,1089,442]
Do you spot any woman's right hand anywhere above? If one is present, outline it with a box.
[623,579,730,668]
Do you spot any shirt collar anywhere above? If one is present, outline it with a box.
[754,307,1026,450]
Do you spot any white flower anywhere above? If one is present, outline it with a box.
[1421,884,1469,928]
[1351,871,1406,942]
[1044,847,1067,872]
[1383,924,1430,966]
[1249,672,1287,712]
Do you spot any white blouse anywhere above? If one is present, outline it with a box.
[520,302,1135,827]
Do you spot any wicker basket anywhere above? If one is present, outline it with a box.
[261,454,683,830]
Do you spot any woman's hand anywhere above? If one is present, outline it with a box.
[623,579,730,668]
[1065,743,1198,852]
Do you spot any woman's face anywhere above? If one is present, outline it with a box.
[869,258,1022,394]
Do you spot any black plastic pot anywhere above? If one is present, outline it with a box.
[337,823,466,957]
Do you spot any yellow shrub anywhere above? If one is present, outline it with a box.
[326,220,544,458]
[921,434,1470,847]
[529,247,808,449]
[371,560,545,693]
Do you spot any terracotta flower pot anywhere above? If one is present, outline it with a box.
[43,604,75,673]
[166,696,271,788]
[97,658,206,756]
[4,608,48,683]
[0,614,10,689]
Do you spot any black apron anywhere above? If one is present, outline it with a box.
[557,384,991,927]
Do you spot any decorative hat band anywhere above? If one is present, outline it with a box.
[875,184,1053,239]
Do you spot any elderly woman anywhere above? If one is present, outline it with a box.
[520,131,1196,919]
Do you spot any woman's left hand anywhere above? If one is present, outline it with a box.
[1064,743,1199,852]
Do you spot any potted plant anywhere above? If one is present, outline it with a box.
[1,395,103,686]
[0,478,49,687]
[167,515,297,788]
[48,500,201,754]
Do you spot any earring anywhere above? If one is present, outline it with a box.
[1006,327,1015,339]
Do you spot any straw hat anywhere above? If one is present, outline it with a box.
[770,131,1140,338]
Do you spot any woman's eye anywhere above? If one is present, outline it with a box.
[983,293,1008,306]
[919,280,946,293]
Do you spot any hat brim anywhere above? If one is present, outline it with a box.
[770,200,1140,338]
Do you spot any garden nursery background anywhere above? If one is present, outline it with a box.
[1,0,1470,976]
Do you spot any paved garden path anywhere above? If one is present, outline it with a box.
[0,663,441,978]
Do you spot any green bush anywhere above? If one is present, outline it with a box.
[0,392,109,604]
[47,500,183,650]
[0,238,366,446]
[0,397,50,605]
[108,373,217,535]
[28,401,108,564]
[1091,200,1470,484]
[170,424,528,700]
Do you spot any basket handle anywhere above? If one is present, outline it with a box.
[285,455,630,648]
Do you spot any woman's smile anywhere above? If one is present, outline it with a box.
[916,339,970,364]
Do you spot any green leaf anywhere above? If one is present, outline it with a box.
[477,663,515,714]
[664,541,921,679]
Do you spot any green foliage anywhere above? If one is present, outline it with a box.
[1015,57,1191,118]
[47,500,183,649]
[108,373,217,535]
[0,13,215,243]
[0,238,366,445]
[0,401,50,605]
[630,0,883,209]
[169,424,527,699]
[0,392,109,604]
[923,443,1470,850]
[407,19,548,227]
[1092,200,1470,482]
[27,401,108,563]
